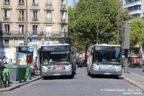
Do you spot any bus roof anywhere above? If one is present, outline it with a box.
[41,44,70,47]
[88,44,121,50]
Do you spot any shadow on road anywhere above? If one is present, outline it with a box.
[89,75,123,79]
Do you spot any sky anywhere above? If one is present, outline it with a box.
[68,0,79,6]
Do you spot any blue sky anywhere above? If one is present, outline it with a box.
[68,0,79,6]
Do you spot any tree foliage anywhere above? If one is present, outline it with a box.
[130,18,144,48]
[69,0,130,52]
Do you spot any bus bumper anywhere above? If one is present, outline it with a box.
[41,70,73,77]
[90,70,122,76]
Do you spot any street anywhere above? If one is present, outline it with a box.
[0,67,143,96]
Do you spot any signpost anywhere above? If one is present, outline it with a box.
[123,23,130,73]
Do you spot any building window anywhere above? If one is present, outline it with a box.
[4,24,10,34]
[61,0,65,5]
[61,11,66,22]
[4,9,10,20]
[19,0,24,5]
[46,0,52,6]
[33,0,38,6]
[46,11,52,22]
[33,25,38,35]
[61,0,66,8]
[18,10,24,21]
[46,26,52,36]
[4,0,10,5]
[19,25,24,35]
[61,25,65,36]
[127,5,141,12]
[32,10,38,21]
[4,39,9,48]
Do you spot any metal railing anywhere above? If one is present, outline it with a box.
[32,18,38,21]
[18,17,25,21]
[32,3,39,6]
[4,2,10,5]
[61,4,66,9]
[3,17,10,21]
[46,18,52,23]
[46,3,52,7]
[18,2,25,6]
[0,31,70,38]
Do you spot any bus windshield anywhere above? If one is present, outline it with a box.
[42,51,69,64]
[93,46,121,63]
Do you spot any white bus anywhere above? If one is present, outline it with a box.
[87,44,122,78]
[39,44,76,78]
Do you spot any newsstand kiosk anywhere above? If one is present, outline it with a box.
[16,46,34,82]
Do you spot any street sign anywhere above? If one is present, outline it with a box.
[28,47,34,52]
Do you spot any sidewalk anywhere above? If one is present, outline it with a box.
[0,76,41,92]
[122,70,144,91]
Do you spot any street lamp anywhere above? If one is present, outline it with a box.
[96,1,100,44]
[25,0,28,45]
[117,0,120,45]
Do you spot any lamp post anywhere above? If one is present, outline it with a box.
[25,0,28,45]
[117,0,120,45]
[96,1,100,44]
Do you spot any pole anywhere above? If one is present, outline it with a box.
[96,1,100,44]
[117,0,120,45]
[26,0,28,45]
[124,49,128,73]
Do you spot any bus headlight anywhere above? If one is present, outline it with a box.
[42,66,48,72]
[115,65,121,71]
[65,65,72,71]
[93,64,99,71]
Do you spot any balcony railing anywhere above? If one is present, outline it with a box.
[32,3,39,6]
[0,31,70,38]
[18,2,25,5]
[61,19,66,23]
[3,17,10,21]
[4,2,10,5]
[46,18,52,23]
[61,4,66,9]
[18,17,25,21]
[32,18,38,21]
[46,3,52,7]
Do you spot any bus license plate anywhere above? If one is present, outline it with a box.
[104,73,111,75]
[53,74,61,76]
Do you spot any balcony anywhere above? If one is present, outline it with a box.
[32,18,38,21]
[61,4,66,9]
[18,17,25,21]
[46,18,52,23]
[3,17,10,21]
[124,2,142,8]
[32,3,39,6]
[61,19,67,24]
[46,3,52,7]
[129,10,141,15]
[18,2,25,6]
[4,2,10,5]
[0,31,25,37]
[45,3,54,11]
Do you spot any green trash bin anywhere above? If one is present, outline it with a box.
[25,67,31,80]
[16,66,27,82]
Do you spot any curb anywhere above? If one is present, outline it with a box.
[122,74,144,91]
[0,76,41,92]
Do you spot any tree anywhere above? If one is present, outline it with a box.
[130,18,144,48]
[69,0,130,52]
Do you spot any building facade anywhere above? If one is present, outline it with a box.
[122,0,144,20]
[0,0,68,48]
[0,0,68,62]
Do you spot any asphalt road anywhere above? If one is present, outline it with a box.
[1,67,143,96]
